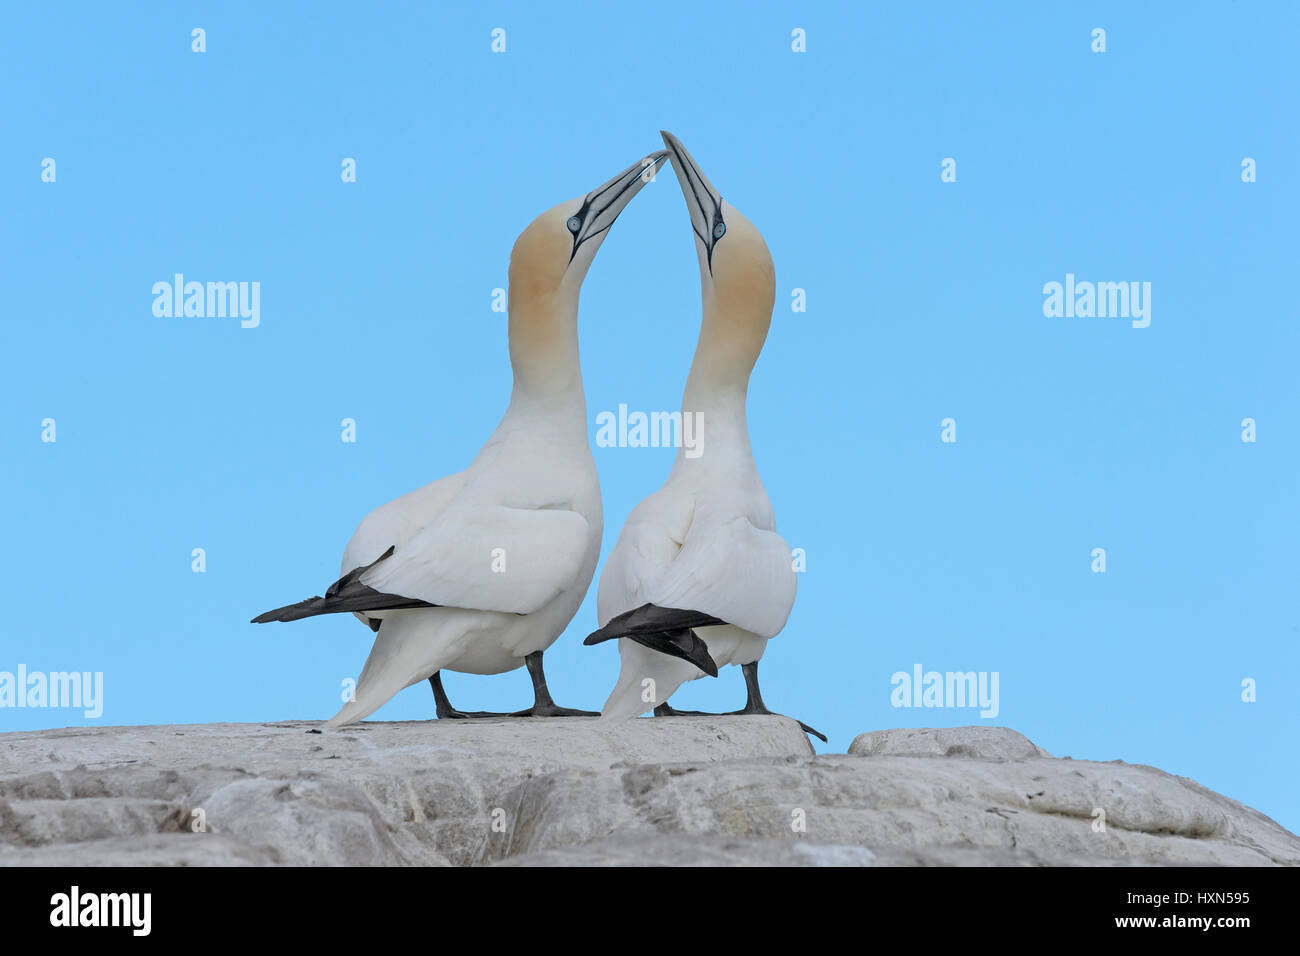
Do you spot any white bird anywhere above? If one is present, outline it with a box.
[253,149,669,727]
[585,132,823,741]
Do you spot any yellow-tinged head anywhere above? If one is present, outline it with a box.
[660,130,776,392]
[505,149,669,393]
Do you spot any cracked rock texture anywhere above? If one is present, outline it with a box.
[0,720,1295,866]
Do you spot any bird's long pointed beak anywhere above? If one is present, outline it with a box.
[568,149,670,262]
[660,130,726,273]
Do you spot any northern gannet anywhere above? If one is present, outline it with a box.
[253,149,669,727]
[584,132,824,741]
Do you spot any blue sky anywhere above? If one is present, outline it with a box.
[2,2,1297,832]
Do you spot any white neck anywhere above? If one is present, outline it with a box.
[671,293,762,472]
[501,285,588,442]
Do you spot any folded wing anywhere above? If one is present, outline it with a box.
[645,514,796,639]
[359,503,591,615]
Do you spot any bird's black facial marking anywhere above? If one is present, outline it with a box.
[566,160,655,264]
[670,142,726,274]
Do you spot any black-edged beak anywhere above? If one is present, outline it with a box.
[660,130,726,274]
[567,149,670,263]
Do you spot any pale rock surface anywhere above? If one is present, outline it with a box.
[848,726,1051,760]
[0,720,1294,866]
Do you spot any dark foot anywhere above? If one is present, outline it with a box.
[509,703,598,717]
[746,711,827,743]
[727,661,829,743]
[653,702,711,717]
[428,672,512,719]
[439,707,514,719]
[797,721,829,743]
[723,701,827,743]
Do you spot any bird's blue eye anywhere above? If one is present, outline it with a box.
[712,221,726,240]
[567,217,582,233]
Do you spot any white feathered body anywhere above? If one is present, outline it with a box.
[596,402,795,720]
[326,396,600,726]
[597,133,790,722]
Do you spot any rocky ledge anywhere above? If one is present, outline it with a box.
[0,720,1295,866]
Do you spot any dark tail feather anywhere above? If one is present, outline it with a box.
[583,603,726,645]
[251,587,437,624]
[250,545,438,624]
[584,603,725,677]
[629,627,719,677]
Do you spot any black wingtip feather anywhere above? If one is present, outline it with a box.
[251,585,438,624]
[251,594,330,623]
[250,545,437,625]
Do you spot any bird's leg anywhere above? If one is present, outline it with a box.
[731,660,770,713]
[511,651,598,717]
[725,661,828,743]
[428,671,511,719]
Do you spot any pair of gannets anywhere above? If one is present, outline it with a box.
[253,132,819,739]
